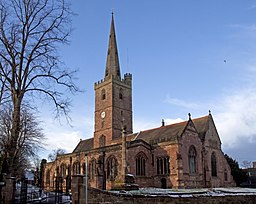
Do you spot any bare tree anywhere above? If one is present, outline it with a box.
[241,160,252,169]
[0,105,45,177]
[0,0,78,175]
[48,148,66,162]
[0,73,9,105]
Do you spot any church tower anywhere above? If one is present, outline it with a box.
[94,14,133,148]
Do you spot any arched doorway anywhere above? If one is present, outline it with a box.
[161,178,167,189]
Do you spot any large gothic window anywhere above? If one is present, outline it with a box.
[157,156,170,175]
[106,156,118,180]
[89,159,96,180]
[136,152,147,176]
[52,175,55,189]
[211,152,217,177]
[46,170,50,185]
[189,145,197,174]
[60,163,67,177]
[82,162,86,175]
[101,89,106,100]
[73,162,80,175]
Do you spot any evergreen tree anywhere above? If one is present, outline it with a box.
[224,154,248,186]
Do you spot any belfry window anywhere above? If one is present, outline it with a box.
[101,89,106,100]
[136,152,147,176]
[119,88,123,99]
[106,156,118,180]
[99,135,106,147]
[211,152,217,177]
[189,145,197,174]
[157,156,170,175]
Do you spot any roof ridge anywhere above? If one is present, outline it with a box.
[140,120,187,134]
[139,115,209,134]
[192,115,209,121]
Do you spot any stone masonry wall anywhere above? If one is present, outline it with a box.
[79,187,256,204]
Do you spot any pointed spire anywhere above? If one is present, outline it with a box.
[105,13,121,80]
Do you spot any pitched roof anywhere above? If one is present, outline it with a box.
[135,120,187,144]
[73,137,94,153]
[193,115,210,140]
[71,115,211,152]
[134,115,210,145]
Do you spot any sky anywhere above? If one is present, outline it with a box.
[40,0,256,166]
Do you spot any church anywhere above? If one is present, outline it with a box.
[43,14,235,192]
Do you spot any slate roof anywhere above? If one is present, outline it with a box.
[135,121,187,144]
[134,115,210,145]
[73,137,94,153]
[193,115,210,141]
[71,115,211,152]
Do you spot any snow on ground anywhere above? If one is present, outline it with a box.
[110,187,256,197]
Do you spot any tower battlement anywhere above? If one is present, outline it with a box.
[95,73,132,88]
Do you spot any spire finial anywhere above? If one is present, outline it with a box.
[209,110,211,115]
[188,113,191,120]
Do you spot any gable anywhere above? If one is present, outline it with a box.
[203,115,221,149]
[185,120,198,133]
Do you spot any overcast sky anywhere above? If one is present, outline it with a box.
[40,0,256,166]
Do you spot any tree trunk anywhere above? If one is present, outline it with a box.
[8,95,22,176]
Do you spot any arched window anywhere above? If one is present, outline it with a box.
[136,152,147,176]
[224,169,228,181]
[52,175,55,189]
[46,170,50,185]
[101,89,106,100]
[89,159,96,180]
[189,145,197,174]
[99,135,106,147]
[56,166,59,176]
[82,162,86,175]
[157,156,170,175]
[106,156,118,180]
[211,152,217,177]
[119,88,123,100]
[60,163,67,177]
[73,162,80,175]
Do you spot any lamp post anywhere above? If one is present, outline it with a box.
[85,154,88,204]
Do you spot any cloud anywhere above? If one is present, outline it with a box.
[133,117,185,133]
[39,114,94,159]
[165,96,200,109]
[229,24,256,40]
[164,118,185,125]
[214,87,256,149]
[224,135,256,164]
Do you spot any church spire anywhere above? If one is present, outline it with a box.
[105,13,121,80]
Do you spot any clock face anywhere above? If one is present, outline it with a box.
[101,111,106,119]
